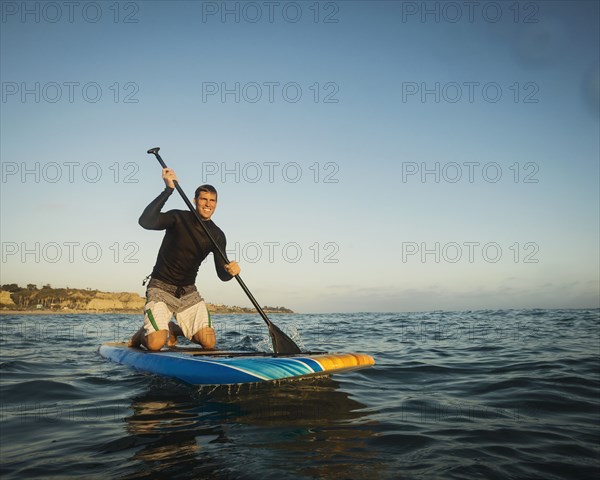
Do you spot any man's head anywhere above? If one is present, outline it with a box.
[194,184,218,220]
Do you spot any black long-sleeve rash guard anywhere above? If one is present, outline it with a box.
[139,187,233,286]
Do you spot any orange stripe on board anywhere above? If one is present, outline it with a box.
[314,353,375,372]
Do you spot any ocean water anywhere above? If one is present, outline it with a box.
[0,309,598,479]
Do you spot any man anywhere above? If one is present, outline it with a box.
[129,167,240,351]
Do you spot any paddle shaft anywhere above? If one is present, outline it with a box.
[148,149,275,329]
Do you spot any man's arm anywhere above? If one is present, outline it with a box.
[213,231,241,281]
[139,168,179,230]
[138,187,175,230]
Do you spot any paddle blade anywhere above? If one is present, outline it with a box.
[269,323,302,354]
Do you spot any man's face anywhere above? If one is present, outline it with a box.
[195,191,217,220]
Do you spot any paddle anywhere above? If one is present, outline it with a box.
[146,147,302,355]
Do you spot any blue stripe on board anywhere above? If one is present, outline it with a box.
[291,357,324,372]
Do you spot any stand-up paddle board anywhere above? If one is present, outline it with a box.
[99,342,375,385]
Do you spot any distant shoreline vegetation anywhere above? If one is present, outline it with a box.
[0,284,293,315]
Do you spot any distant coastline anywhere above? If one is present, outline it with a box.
[0,309,143,316]
[0,284,293,315]
[0,309,292,316]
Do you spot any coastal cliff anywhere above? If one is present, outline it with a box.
[0,291,16,307]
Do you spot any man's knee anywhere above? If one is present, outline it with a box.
[193,326,216,349]
[145,330,168,351]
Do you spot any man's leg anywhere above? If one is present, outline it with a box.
[128,326,145,348]
[167,321,183,347]
[129,326,168,350]
[192,326,216,349]
[175,301,216,349]
[128,301,172,351]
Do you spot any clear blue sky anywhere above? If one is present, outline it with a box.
[1,1,598,312]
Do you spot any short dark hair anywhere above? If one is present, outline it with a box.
[195,184,218,200]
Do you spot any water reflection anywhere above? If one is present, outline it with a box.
[121,376,385,479]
